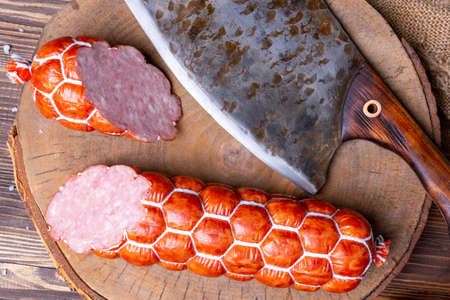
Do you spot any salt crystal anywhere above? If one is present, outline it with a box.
[59,186,64,191]
[8,185,14,191]
[3,44,10,55]
[1,269,6,276]
[38,129,43,134]
[25,226,30,230]
[18,28,24,33]
[11,107,18,113]
[11,53,21,61]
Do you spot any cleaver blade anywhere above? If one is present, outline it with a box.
[125,0,358,194]
[125,0,449,226]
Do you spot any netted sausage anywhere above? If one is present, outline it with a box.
[7,36,181,141]
[46,165,390,293]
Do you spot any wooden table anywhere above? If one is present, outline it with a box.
[0,1,448,299]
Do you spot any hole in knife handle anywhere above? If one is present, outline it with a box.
[363,100,381,118]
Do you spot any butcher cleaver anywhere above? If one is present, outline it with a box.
[125,0,450,226]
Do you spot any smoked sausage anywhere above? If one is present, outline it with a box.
[46,165,390,293]
[7,37,181,141]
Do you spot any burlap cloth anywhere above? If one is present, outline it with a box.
[366,0,449,119]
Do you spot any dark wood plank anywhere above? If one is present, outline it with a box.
[0,0,67,269]
[382,204,450,299]
[0,1,80,298]
[0,0,448,299]
[0,262,71,291]
[0,289,79,300]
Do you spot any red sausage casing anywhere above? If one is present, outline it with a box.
[46,166,390,293]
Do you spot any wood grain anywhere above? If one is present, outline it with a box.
[341,62,450,228]
[0,262,70,292]
[9,0,442,299]
[0,0,448,299]
[8,126,104,300]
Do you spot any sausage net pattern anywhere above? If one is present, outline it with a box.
[30,37,100,129]
[7,36,143,138]
[96,173,389,293]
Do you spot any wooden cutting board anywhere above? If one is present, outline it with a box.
[7,0,441,299]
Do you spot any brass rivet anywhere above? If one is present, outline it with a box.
[363,100,381,118]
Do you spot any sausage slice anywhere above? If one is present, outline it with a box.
[76,41,181,142]
[45,165,149,253]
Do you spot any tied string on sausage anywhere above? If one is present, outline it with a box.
[7,36,118,133]
[7,36,181,141]
[49,166,390,293]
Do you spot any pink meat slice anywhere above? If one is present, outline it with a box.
[45,165,149,254]
[76,41,181,142]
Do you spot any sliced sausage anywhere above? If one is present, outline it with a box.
[46,165,391,293]
[45,165,148,253]
[76,41,181,142]
[8,36,181,142]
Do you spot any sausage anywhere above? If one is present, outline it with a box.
[45,165,149,254]
[76,41,181,142]
[45,165,390,293]
[7,36,181,141]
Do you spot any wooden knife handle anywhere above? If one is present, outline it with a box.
[341,62,450,232]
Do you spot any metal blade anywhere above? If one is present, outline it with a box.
[125,0,363,194]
